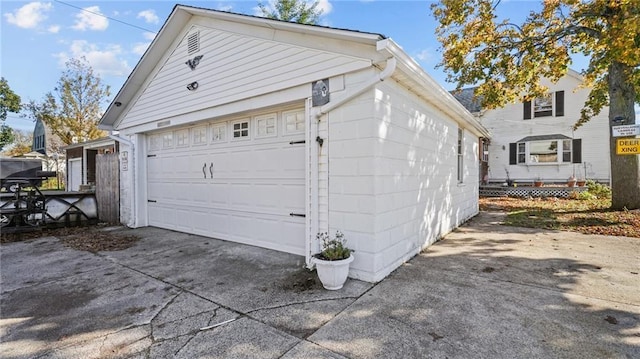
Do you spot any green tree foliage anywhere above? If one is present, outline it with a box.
[0,77,22,150]
[24,57,109,145]
[258,0,323,24]
[1,129,33,157]
[432,0,640,210]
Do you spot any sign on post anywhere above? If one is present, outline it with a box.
[616,138,640,155]
[612,124,640,137]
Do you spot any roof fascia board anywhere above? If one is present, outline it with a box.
[379,39,490,138]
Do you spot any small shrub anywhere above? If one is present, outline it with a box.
[315,231,352,261]
[585,180,611,199]
[577,191,595,200]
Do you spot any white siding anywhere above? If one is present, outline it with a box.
[327,76,480,282]
[480,74,610,182]
[118,24,371,130]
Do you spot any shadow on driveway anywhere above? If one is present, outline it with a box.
[1,212,638,358]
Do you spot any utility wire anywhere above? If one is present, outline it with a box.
[54,0,157,33]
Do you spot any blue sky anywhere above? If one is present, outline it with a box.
[2,0,577,131]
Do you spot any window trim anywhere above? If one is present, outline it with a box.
[254,113,277,138]
[231,119,250,141]
[211,122,227,143]
[283,109,306,135]
[191,126,207,146]
[517,139,572,165]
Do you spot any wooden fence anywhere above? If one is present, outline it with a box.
[96,153,120,224]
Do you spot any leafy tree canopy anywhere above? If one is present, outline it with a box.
[24,57,109,145]
[258,0,323,24]
[433,0,640,210]
[432,0,640,128]
[0,77,22,150]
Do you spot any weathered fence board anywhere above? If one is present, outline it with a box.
[96,153,119,224]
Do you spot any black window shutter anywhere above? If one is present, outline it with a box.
[555,91,565,117]
[509,143,517,165]
[572,139,582,163]
[523,101,532,120]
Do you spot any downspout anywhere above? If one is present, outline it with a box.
[315,57,397,119]
[306,51,397,268]
[109,134,135,227]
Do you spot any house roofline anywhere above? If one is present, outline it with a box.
[99,5,384,130]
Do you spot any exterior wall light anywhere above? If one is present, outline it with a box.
[186,81,199,91]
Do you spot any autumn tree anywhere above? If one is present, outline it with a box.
[1,129,33,157]
[25,57,109,145]
[258,0,323,24]
[0,77,22,150]
[432,0,640,210]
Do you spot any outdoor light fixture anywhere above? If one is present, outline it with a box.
[186,81,199,91]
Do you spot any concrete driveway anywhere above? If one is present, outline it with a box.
[1,212,639,358]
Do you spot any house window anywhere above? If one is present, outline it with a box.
[520,139,572,164]
[162,132,173,149]
[175,129,189,147]
[211,123,226,142]
[192,126,207,145]
[524,91,565,119]
[517,143,526,164]
[255,114,277,138]
[232,120,249,139]
[533,93,553,117]
[284,110,305,134]
[457,128,464,183]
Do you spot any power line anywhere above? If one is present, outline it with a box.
[54,0,157,33]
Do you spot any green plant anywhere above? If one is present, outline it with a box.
[315,230,352,261]
[585,180,611,199]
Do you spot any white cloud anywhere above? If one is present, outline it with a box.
[55,40,130,77]
[143,31,156,40]
[48,24,60,33]
[414,48,434,64]
[72,6,108,31]
[216,4,234,12]
[317,0,333,15]
[132,42,150,56]
[4,2,53,29]
[137,9,159,24]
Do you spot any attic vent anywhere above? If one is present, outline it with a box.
[187,31,200,54]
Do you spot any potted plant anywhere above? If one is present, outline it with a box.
[567,175,577,187]
[534,177,544,187]
[576,178,587,187]
[312,231,354,290]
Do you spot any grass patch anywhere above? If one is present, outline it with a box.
[480,197,640,238]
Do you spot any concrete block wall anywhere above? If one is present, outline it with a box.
[327,73,481,282]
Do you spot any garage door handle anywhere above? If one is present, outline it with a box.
[202,163,207,178]
[289,140,305,145]
[289,213,306,217]
[209,163,214,179]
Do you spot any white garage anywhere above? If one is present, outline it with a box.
[145,108,306,254]
[99,6,489,283]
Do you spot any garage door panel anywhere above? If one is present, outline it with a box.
[146,108,306,255]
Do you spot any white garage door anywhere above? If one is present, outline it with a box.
[146,109,306,255]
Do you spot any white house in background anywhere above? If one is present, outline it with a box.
[98,5,489,282]
[453,69,610,184]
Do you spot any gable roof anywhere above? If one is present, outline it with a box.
[99,4,489,138]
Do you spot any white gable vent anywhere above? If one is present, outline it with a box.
[187,31,200,54]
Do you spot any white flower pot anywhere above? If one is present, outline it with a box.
[313,254,354,290]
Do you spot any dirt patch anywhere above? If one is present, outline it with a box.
[1,225,140,252]
[279,267,323,292]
